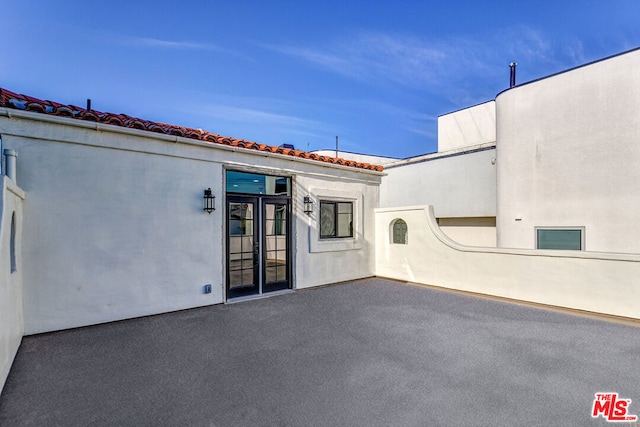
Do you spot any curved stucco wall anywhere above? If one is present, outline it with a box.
[375,206,640,319]
[496,48,640,253]
[438,101,496,152]
[0,176,24,393]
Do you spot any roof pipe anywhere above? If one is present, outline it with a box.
[509,62,518,88]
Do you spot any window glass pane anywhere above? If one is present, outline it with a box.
[241,270,254,286]
[229,270,243,288]
[337,202,353,237]
[393,220,407,244]
[320,202,335,237]
[226,171,291,195]
[266,266,277,283]
[229,203,253,236]
[320,201,353,238]
[275,205,286,235]
[265,219,275,236]
[229,255,242,271]
[265,250,277,263]
[229,219,244,236]
[277,235,287,249]
[337,212,353,237]
[274,178,289,195]
[537,229,582,250]
[229,236,243,254]
[243,220,254,236]
[337,202,352,214]
[244,204,253,220]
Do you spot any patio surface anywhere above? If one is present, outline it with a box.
[1,278,639,426]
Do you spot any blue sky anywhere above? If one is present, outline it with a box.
[2,1,639,158]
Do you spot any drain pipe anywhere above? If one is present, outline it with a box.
[509,62,517,88]
[3,148,17,183]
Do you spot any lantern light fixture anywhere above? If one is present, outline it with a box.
[303,195,314,215]
[203,188,216,213]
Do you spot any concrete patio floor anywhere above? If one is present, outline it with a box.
[1,278,639,426]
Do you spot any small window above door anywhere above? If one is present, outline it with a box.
[226,171,291,196]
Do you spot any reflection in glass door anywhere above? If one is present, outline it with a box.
[227,197,258,298]
[226,195,291,299]
[263,200,290,293]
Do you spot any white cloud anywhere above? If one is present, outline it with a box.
[111,34,253,61]
[264,26,595,96]
[263,31,494,91]
[189,103,320,129]
[269,46,352,74]
[125,37,217,50]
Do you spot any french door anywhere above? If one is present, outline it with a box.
[226,196,291,299]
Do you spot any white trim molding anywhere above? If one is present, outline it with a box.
[308,187,363,253]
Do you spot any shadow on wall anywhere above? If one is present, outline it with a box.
[375,205,640,320]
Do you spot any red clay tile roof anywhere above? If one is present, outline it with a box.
[0,88,383,172]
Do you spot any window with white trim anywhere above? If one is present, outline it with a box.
[536,227,584,250]
[320,201,353,238]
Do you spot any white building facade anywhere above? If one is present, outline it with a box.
[496,48,640,253]
[2,46,640,394]
[380,101,497,247]
[0,103,383,337]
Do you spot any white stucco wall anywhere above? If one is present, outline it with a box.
[380,147,496,218]
[295,175,378,288]
[496,48,640,253]
[376,206,640,320]
[0,110,381,334]
[438,101,496,152]
[438,217,496,247]
[0,175,25,394]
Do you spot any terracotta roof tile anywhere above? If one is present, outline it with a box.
[0,88,384,172]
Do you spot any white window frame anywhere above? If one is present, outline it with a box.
[535,226,585,250]
[308,188,362,253]
[319,200,353,239]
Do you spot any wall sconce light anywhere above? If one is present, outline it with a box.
[303,195,314,215]
[203,188,216,213]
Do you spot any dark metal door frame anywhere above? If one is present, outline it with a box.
[226,196,259,298]
[261,197,291,294]
[226,195,291,299]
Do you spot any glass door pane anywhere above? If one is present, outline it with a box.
[263,200,290,293]
[227,197,259,298]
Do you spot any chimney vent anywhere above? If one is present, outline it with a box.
[509,62,517,88]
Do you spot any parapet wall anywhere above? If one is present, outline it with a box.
[375,206,640,320]
[0,175,25,394]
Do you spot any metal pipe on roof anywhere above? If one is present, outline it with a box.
[509,62,517,88]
